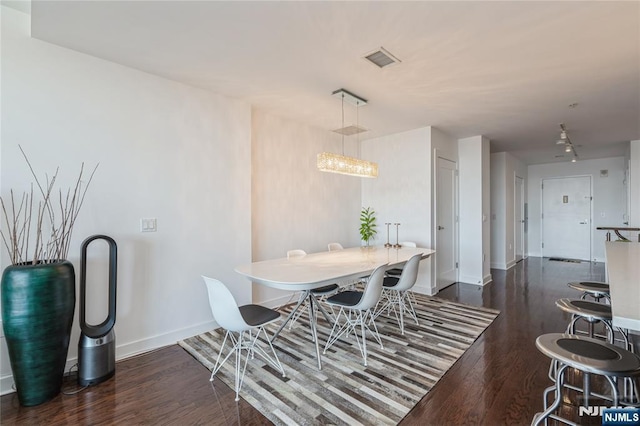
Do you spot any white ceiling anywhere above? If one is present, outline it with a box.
[25,1,640,164]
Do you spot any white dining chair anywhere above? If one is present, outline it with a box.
[287,249,307,259]
[323,263,388,366]
[328,242,344,251]
[386,241,418,278]
[372,253,422,335]
[202,276,285,401]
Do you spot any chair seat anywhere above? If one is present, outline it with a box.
[383,276,399,288]
[555,298,612,320]
[568,281,610,294]
[386,268,403,276]
[239,304,280,326]
[536,333,640,377]
[326,290,363,307]
[310,283,339,295]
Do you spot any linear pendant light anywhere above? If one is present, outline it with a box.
[317,89,378,178]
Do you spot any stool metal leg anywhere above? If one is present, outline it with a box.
[533,363,571,426]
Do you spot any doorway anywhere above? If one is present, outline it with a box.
[542,176,592,261]
[435,156,458,290]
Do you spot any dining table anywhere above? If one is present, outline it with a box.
[235,245,435,369]
[604,241,640,332]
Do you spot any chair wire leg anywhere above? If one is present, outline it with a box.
[248,327,286,378]
[361,316,368,366]
[235,331,249,402]
[404,292,419,324]
[367,310,384,349]
[324,308,351,354]
[398,292,405,335]
[211,330,232,380]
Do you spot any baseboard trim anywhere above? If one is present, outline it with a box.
[1,320,217,396]
[491,262,507,270]
[413,283,437,296]
[458,275,483,285]
[483,274,493,285]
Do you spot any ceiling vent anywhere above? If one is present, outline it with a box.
[363,47,401,68]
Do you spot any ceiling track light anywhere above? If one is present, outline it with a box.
[556,123,578,163]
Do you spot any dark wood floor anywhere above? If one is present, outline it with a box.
[2,257,636,425]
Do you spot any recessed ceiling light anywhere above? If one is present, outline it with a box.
[568,102,578,108]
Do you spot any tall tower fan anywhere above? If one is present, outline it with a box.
[78,235,117,387]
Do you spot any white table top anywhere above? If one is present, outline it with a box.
[604,241,640,331]
[235,246,435,291]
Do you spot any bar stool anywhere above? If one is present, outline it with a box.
[532,333,640,425]
[555,298,632,351]
[567,281,611,303]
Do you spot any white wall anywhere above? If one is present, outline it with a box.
[458,136,491,285]
[629,140,640,225]
[490,153,507,268]
[361,127,431,246]
[482,138,491,282]
[361,126,458,294]
[1,7,251,394]
[251,110,361,306]
[528,157,627,261]
[361,127,434,293]
[490,152,527,269]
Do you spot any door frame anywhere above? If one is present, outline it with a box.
[540,174,593,261]
[515,175,525,262]
[433,150,459,291]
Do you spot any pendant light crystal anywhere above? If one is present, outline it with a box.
[317,89,378,178]
[317,152,378,178]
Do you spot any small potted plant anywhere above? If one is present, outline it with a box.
[359,206,377,247]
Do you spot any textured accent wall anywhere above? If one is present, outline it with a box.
[251,110,361,306]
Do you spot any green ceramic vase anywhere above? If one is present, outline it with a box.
[1,260,75,406]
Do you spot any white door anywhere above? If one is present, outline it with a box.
[542,176,592,260]
[436,157,457,290]
[515,176,524,262]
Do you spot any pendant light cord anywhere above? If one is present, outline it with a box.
[341,93,345,156]
[356,101,360,158]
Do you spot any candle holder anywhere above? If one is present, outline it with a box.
[393,223,402,248]
[384,223,392,247]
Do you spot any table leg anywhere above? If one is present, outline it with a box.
[313,295,334,325]
[271,290,309,342]
[309,296,323,370]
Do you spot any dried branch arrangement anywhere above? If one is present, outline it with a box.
[0,146,98,265]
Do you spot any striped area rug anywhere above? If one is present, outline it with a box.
[178,294,499,425]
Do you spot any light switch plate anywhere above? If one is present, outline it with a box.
[140,218,157,232]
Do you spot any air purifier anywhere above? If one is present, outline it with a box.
[77,235,117,387]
